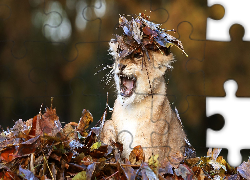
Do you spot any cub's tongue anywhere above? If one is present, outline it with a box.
[122,78,134,91]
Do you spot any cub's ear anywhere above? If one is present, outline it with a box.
[109,39,119,60]
[152,52,175,71]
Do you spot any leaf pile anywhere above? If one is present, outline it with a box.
[0,106,250,179]
[110,13,188,60]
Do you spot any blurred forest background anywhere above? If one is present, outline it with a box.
[0,0,249,160]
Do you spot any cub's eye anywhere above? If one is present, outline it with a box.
[133,53,143,59]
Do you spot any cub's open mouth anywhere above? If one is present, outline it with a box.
[119,74,136,97]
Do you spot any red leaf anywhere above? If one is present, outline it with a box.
[0,146,18,162]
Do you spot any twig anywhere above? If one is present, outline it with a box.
[30,153,34,173]
[42,152,54,180]
[81,161,141,168]
[104,171,119,180]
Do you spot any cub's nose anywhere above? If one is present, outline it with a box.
[118,63,126,71]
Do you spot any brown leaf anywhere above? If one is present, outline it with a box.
[121,165,137,180]
[159,160,174,175]
[63,123,77,141]
[237,158,250,179]
[192,166,205,180]
[19,166,38,180]
[226,174,241,180]
[29,107,61,137]
[82,155,93,166]
[43,107,58,122]
[143,26,157,38]
[28,115,40,136]
[111,141,123,153]
[207,148,222,160]
[141,163,158,180]
[69,122,78,127]
[86,163,96,180]
[0,171,20,180]
[129,151,136,165]
[11,119,30,138]
[50,152,61,162]
[41,107,61,135]
[89,145,108,159]
[18,135,40,156]
[184,157,200,167]
[85,131,96,148]
[174,164,193,180]
[77,109,93,133]
[0,146,18,162]
[64,152,73,163]
[129,145,144,165]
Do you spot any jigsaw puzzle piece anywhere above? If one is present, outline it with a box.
[0,4,11,20]
[186,24,250,163]
[148,77,189,166]
[165,0,207,40]
[187,24,250,97]
[167,22,205,115]
[1,1,32,59]
[207,0,250,41]
[0,41,47,124]
[58,0,107,67]
[206,80,250,167]
[1,1,65,59]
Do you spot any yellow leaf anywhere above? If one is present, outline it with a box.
[72,171,86,180]
[148,154,159,169]
[90,142,101,151]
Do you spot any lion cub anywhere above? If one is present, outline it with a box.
[100,14,194,165]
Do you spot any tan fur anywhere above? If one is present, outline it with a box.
[100,50,187,165]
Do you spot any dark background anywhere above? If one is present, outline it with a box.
[0,0,249,162]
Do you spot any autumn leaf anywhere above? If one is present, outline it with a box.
[207,148,222,160]
[90,141,101,151]
[81,155,93,166]
[141,163,158,180]
[174,164,193,180]
[77,109,93,133]
[129,145,144,165]
[208,159,226,171]
[148,154,159,173]
[192,166,205,180]
[114,13,188,60]
[86,163,96,179]
[63,123,76,140]
[237,158,250,179]
[41,107,61,136]
[17,135,40,156]
[19,166,38,180]
[72,171,87,180]
[0,146,17,162]
[28,107,61,137]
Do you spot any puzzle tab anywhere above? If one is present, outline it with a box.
[207,0,250,41]
[206,80,250,167]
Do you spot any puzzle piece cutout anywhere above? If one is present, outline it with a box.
[207,0,250,41]
[206,80,250,167]
[188,17,250,164]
